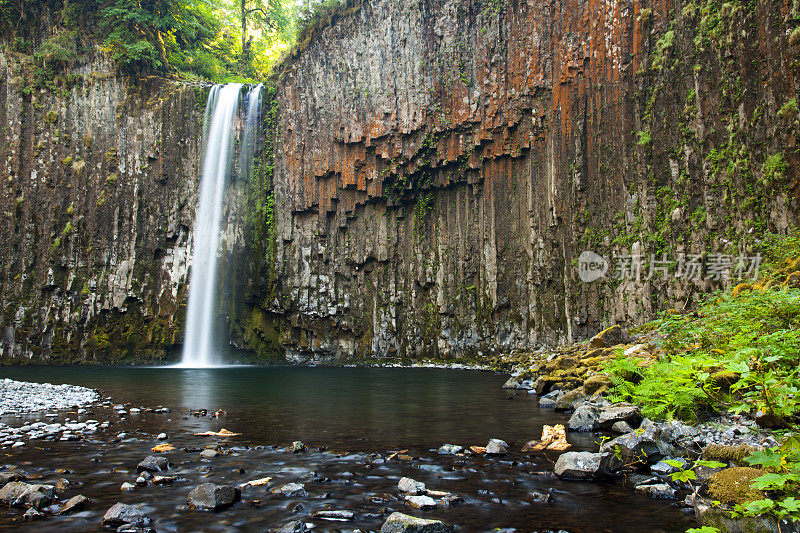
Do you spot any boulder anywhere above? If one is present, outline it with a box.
[137,455,169,473]
[635,483,679,499]
[398,477,426,495]
[553,451,622,480]
[611,421,634,434]
[589,325,630,348]
[600,419,663,465]
[272,483,307,497]
[405,495,437,509]
[380,512,453,533]
[59,494,90,515]
[437,444,463,455]
[275,521,308,533]
[0,482,54,509]
[485,439,508,455]
[651,458,685,476]
[597,403,642,430]
[187,483,240,510]
[583,374,613,396]
[101,503,152,528]
[501,376,521,389]
[567,403,600,432]
[0,472,25,486]
[554,390,587,411]
[121,482,136,492]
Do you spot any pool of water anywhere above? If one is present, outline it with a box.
[0,366,696,532]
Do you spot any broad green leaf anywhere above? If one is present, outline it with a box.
[745,448,783,469]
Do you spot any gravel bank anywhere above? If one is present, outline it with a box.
[0,378,100,416]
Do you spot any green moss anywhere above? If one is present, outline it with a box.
[703,444,758,464]
[708,467,766,506]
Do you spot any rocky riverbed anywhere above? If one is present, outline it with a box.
[0,374,695,532]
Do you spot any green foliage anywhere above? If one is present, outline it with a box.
[761,153,788,187]
[605,233,800,423]
[636,130,652,146]
[734,438,800,523]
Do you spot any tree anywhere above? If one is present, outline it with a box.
[238,0,288,64]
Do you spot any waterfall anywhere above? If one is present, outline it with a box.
[178,83,262,368]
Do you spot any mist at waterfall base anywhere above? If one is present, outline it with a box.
[176,83,263,368]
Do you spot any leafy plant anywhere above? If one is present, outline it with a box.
[733,438,800,522]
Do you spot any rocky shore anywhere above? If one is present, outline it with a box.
[502,325,796,533]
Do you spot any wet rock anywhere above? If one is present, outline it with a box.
[135,477,147,485]
[22,507,43,520]
[398,477,426,495]
[0,482,54,509]
[156,433,167,440]
[529,490,555,503]
[437,444,463,455]
[120,482,136,492]
[567,403,600,432]
[553,451,622,480]
[502,376,522,389]
[102,503,152,528]
[272,483,307,497]
[137,455,169,473]
[275,520,309,533]
[589,325,630,348]
[290,441,308,453]
[611,421,634,434]
[405,495,437,509]
[0,471,25,485]
[554,390,586,411]
[597,403,642,430]
[380,512,453,533]
[651,458,685,476]
[59,494,90,514]
[313,509,354,521]
[485,439,508,455]
[600,419,663,465]
[635,483,679,499]
[187,483,241,510]
[151,475,175,485]
[435,494,464,508]
[538,395,557,408]
[199,449,219,459]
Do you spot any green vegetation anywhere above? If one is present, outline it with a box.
[604,233,800,425]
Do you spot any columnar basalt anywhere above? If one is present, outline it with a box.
[236,0,799,363]
[0,53,210,363]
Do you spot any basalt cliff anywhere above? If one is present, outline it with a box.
[1,0,798,363]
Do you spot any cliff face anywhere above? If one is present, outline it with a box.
[237,0,800,362]
[0,53,212,363]
[1,0,798,365]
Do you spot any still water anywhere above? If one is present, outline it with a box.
[0,367,695,532]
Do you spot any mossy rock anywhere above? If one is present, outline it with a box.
[589,325,630,348]
[580,355,602,368]
[731,283,753,297]
[708,467,765,506]
[554,355,578,370]
[710,371,740,392]
[583,373,613,395]
[702,444,757,465]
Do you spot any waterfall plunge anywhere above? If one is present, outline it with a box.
[177,83,262,368]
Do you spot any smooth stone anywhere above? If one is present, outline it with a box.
[199,449,218,459]
[485,438,508,455]
[405,495,437,509]
[380,512,453,533]
[553,451,622,480]
[275,520,309,533]
[137,455,169,473]
[156,433,167,440]
[272,483,307,497]
[151,475,175,485]
[59,494,90,515]
[398,477,426,495]
[187,483,240,510]
[313,509,354,521]
[611,421,634,433]
[437,444,463,455]
[121,482,136,492]
[635,483,679,499]
[597,403,642,429]
[102,502,152,528]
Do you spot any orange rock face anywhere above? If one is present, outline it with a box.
[249,0,799,362]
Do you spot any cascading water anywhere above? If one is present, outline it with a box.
[177,83,262,367]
